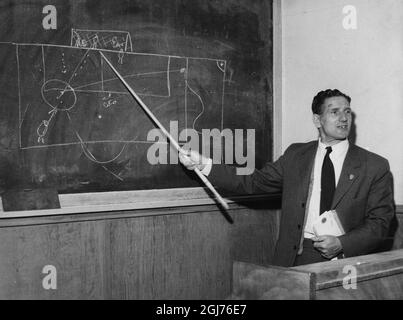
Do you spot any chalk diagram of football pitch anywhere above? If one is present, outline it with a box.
[15,29,227,180]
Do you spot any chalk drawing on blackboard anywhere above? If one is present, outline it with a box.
[71,29,133,52]
[183,58,226,135]
[37,78,74,144]
[185,57,206,134]
[71,29,133,66]
[15,39,226,180]
[217,60,226,73]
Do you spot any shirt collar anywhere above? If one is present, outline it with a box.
[317,138,349,158]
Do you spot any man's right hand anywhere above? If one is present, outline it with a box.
[179,149,210,172]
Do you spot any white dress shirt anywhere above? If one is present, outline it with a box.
[303,139,350,239]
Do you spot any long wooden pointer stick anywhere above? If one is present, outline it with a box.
[100,51,229,211]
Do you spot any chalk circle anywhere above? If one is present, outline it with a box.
[41,79,77,112]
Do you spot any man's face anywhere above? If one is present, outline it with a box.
[313,96,352,145]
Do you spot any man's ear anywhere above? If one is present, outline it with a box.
[312,113,321,128]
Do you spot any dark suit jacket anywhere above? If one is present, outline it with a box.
[209,141,395,267]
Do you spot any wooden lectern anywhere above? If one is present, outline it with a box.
[232,249,403,299]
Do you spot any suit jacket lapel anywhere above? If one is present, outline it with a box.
[332,144,362,208]
[297,142,317,202]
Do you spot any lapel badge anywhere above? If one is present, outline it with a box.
[349,174,355,180]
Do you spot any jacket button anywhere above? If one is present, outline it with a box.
[301,203,306,208]
[297,224,301,230]
[293,245,297,250]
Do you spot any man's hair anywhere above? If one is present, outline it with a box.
[311,89,351,115]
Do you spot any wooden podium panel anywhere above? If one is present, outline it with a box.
[232,249,403,300]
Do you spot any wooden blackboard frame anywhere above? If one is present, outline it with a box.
[0,187,278,219]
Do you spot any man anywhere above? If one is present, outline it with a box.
[179,89,395,267]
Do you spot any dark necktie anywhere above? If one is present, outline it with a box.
[320,146,335,215]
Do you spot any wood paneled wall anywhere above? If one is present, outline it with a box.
[0,201,280,299]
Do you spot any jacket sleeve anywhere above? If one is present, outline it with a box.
[207,150,287,196]
[338,160,395,257]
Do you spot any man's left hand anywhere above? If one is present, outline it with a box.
[312,235,343,259]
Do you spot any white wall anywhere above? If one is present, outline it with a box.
[280,0,403,204]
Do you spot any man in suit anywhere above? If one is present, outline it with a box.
[179,89,395,267]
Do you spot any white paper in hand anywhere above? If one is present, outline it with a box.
[312,210,345,237]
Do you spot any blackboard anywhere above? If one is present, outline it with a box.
[0,0,273,194]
